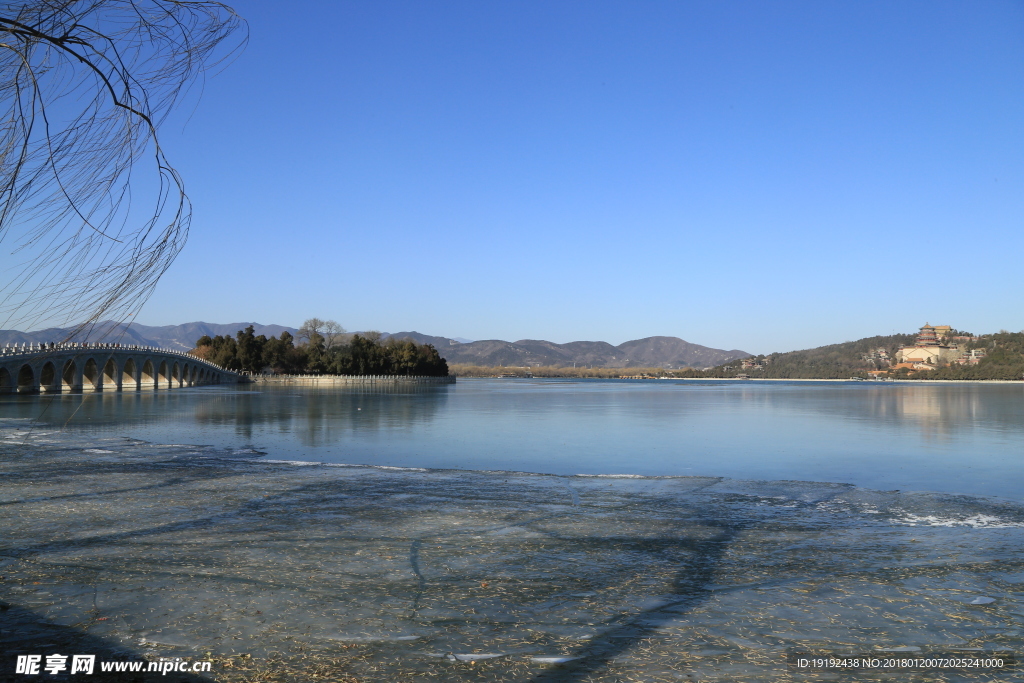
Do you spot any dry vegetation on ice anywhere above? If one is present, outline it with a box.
[2,421,1023,682]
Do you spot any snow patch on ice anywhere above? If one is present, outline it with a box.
[364,465,429,472]
[323,633,422,642]
[323,463,429,472]
[575,473,646,479]
[259,460,429,472]
[531,656,580,664]
[446,653,507,662]
[894,513,1024,528]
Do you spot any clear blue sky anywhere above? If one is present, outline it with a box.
[137,0,1023,354]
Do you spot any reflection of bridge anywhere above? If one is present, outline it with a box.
[0,343,239,394]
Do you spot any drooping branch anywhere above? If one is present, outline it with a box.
[0,1,245,338]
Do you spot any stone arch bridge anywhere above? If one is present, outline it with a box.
[0,343,239,394]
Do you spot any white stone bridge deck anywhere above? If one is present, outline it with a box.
[0,343,238,393]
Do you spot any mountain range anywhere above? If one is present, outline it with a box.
[0,322,750,369]
[388,332,749,368]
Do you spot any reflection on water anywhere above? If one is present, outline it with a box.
[0,383,450,449]
[189,384,450,447]
[1,379,1021,499]
[721,383,1022,441]
[887,385,1021,440]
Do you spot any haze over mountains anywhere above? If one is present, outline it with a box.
[0,322,750,369]
[390,332,749,368]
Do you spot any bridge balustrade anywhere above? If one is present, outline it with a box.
[0,344,238,394]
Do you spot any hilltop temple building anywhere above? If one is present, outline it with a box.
[895,323,963,367]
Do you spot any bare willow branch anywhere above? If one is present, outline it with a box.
[0,0,245,339]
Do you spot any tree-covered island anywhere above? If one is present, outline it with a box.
[193,319,449,376]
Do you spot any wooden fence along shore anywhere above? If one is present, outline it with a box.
[243,374,456,385]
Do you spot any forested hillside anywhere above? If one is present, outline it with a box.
[698,334,914,379]
[698,331,1024,380]
[895,331,1024,380]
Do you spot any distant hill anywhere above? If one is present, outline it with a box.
[706,329,1024,380]
[709,333,916,379]
[404,334,749,369]
[0,323,749,369]
[616,336,750,368]
[381,331,467,349]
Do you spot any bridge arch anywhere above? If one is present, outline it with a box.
[40,362,59,393]
[141,360,156,388]
[62,360,77,392]
[122,358,139,391]
[83,359,100,391]
[0,350,232,394]
[17,364,35,393]
[103,358,119,390]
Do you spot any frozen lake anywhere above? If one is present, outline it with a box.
[3,380,1024,680]
[3,426,1024,681]
[2,378,1022,500]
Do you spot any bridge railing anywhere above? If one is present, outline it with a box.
[0,342,233,372]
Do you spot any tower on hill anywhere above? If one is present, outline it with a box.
[915,323,940,346]
[896,323,963,368]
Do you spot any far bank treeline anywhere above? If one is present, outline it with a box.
[193,319,448,376]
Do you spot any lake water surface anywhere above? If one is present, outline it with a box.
[3,378,1022,499]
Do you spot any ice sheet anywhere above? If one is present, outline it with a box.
[2,419,1022,681]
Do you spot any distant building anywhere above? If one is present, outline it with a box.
[953,348,987,366]
[891,361,936,372]
[915,324,941,346]
[895,323,964,367]
[861,347,891,365]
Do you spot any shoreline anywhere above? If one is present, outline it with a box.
[246,374,455,386]
[3,425,1024,681]
[461,375,1024,384]
[679,377,1024,384]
